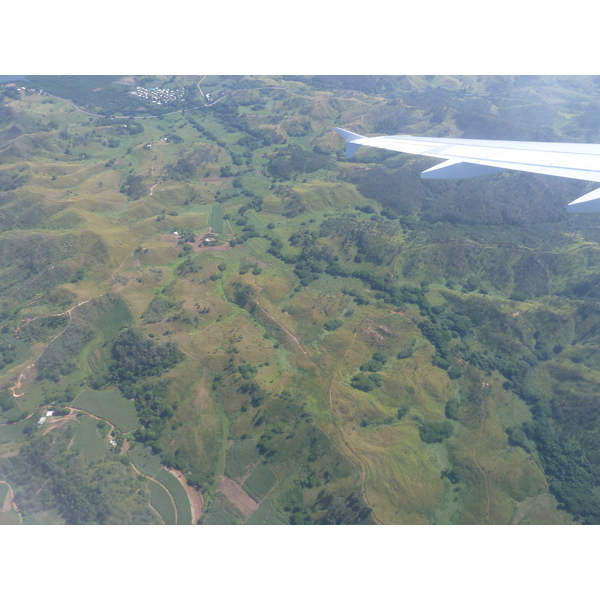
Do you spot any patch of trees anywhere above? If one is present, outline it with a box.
[108,328,184,389]
[186,117,219,142]
[120,173,147,200]
[360,351,388,372]
[0,340,17,369]
[344,166,420,218]
[1,426,157,524]
[323,319,342,331]
[236,128,280,150]
[0,193,63,235]
[0,167,30,192]
[314,491,372,525]
[36,320,94,382]
[343,157,571,227]
[117,121,144,135]
[454,101,533,140]
[176,256,202,276]
[319,216,399,266]
[17,314,69,344]
[130,379,176,444]
[522,411,600,523]
[166,146,219,180]
[0,389,15,412]
[268,145,334,180]
[167,155,196,180]
[280,188,306,218]
[350,372,383,392]
[419,420,454,444]
[208,99,278,154]
[228,279,256,312]
[142,296,179,324]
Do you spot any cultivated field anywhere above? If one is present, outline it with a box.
[72,389,140,433]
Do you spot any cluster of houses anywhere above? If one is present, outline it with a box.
[128,86,186,105]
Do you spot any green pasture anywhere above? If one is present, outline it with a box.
[128,443,164,477]
[224,439,261,482]
[148,479,177,525]
[21,508,65,525]
[243,210,268,233]
[242,462,278,503]
[0,420,29,443]
[209,203,224,233]
[0,334,29,375]
[245,498,288,525]
[94,296,133,342]
[155,468,192,525]
[202,492,244,525]
[70,415,108,461]
[72,388,140,433]
[0,509,21,525]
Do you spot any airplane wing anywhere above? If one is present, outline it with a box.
[334,127,600,213]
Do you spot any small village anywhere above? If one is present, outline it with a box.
[128,86,186,105]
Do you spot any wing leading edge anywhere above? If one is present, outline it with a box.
[334,127,600,213]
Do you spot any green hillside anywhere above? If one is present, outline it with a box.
[3,75,600,524]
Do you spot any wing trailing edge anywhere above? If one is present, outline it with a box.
[420,160,506,179]
[334,127,600,213]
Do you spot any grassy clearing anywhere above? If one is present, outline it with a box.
[94,296,133,342]
[148,479,177,525]
[224,439,261,482]
[245,498,288,525]
[202,491,245,525]
[72,388,140,433]
[0,421,29,443]
[128,443,163,477]
[155,468,192,525]
[70,415,108,461]
[242,462,278,502]
[0,509,21,525]
[209,203,224,233]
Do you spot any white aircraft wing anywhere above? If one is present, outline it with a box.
[334,127,600,213]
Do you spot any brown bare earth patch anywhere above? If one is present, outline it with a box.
[218,475,259,518]
[9,363,36,397]
[42,411,78,435]
[199,177,227,188]
[115,76,136,86]
[169,468,204,523]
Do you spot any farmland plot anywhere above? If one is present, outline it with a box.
[73,388,139,432]
[148,480,177,525]
[242,462,278,503]
[155,468,192,525]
